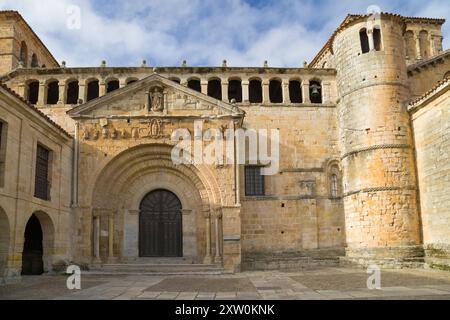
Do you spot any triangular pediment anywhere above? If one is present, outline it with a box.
[67,73,244,119]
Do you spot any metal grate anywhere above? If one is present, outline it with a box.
[245,166,265,196]
[34,145,50,200]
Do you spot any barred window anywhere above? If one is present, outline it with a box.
[330,174,338,198]
[245,166,265,196]
[34,145,50,200]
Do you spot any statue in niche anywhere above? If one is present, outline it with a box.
[149,86,164,112]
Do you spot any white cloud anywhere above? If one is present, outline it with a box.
[0,0,448,67]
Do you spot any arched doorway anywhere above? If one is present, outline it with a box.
[22,214,44,275]
[139,189,182,257]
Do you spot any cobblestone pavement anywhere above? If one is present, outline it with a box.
[1,267,450,300]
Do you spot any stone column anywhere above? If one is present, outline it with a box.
[203,209,212,264]
[201,80,208,96]
[241,80,249,103]
[78,83,86,104]
[213,208,223,264]
[58,82,65,104]
[367,29,374,51]
[415,33,422,60]
[322,81,331,104]
[38,81,46,105]
[93,215,101,264]
[108,214,114,261]
[262,80,270,104]
[99,80,107,96]
[119,79,127,88]
[221,81,229,102]
[282,80,290,104]
[17,83,26,98]
[301,80,310,104]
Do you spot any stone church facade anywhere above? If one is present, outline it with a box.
[0,10,449,281]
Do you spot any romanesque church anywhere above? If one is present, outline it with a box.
[0,10,449,281]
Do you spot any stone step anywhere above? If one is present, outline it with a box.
[85,263,227,275]
[242,256,341,271]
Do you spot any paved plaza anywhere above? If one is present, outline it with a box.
[1,266,450,300]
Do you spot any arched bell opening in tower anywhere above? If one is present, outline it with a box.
[309,81,322,104]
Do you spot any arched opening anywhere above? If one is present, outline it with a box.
[126,78,138,85]
[249,79,262,103]
[405,30,416,59]
[21,214,43,275]
[207,79,222,100]
[46,81,59,105]
[86,79,99,102]
[27,80,39,104]
[20,41,28,67]
[419,30,430,59]
[66,80,79,104]
[228,79,242,102]
[328,165,342,198]
[31,54,39,68]
[139,189,182,257]
[169,77,181,84]
[360,28,369,54]
[187,79,201,92]
[0,207,10,277]
[289,80,302,103]
[269,79,282,103]
[373,27,382,51]
[106,79,120,93]
[310,80,322,104]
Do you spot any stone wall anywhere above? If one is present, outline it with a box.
[410,81,450,269]
[239,105,346,266]
[0,86,72,281]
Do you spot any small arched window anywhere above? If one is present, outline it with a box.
[66,80,79,104]
[289,80,302,103]
[330,174,338,198]
[169,77,180,84]
[269,79,282,103]
[31,54,39,68]
[228,79,242,102]
[249,79,262,103]
[27,81,39,104]
[360,28,370,54]
[46,80,59,104]
[373,27,382,51]
[207,79,222,100]
[86,79,99,102]
[309,80,322,104]
[329,164,341,199]
[106,79,119,93]
[19,41,28,67]
[187,79,201,92]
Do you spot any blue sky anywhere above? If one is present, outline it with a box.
[1,0,449,67]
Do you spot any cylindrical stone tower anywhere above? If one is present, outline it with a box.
[333,14,423,266]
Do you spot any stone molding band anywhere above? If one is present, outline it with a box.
[343,185,417,198]
[341,144,412,159]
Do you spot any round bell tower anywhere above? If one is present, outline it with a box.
[333,14,423,266]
